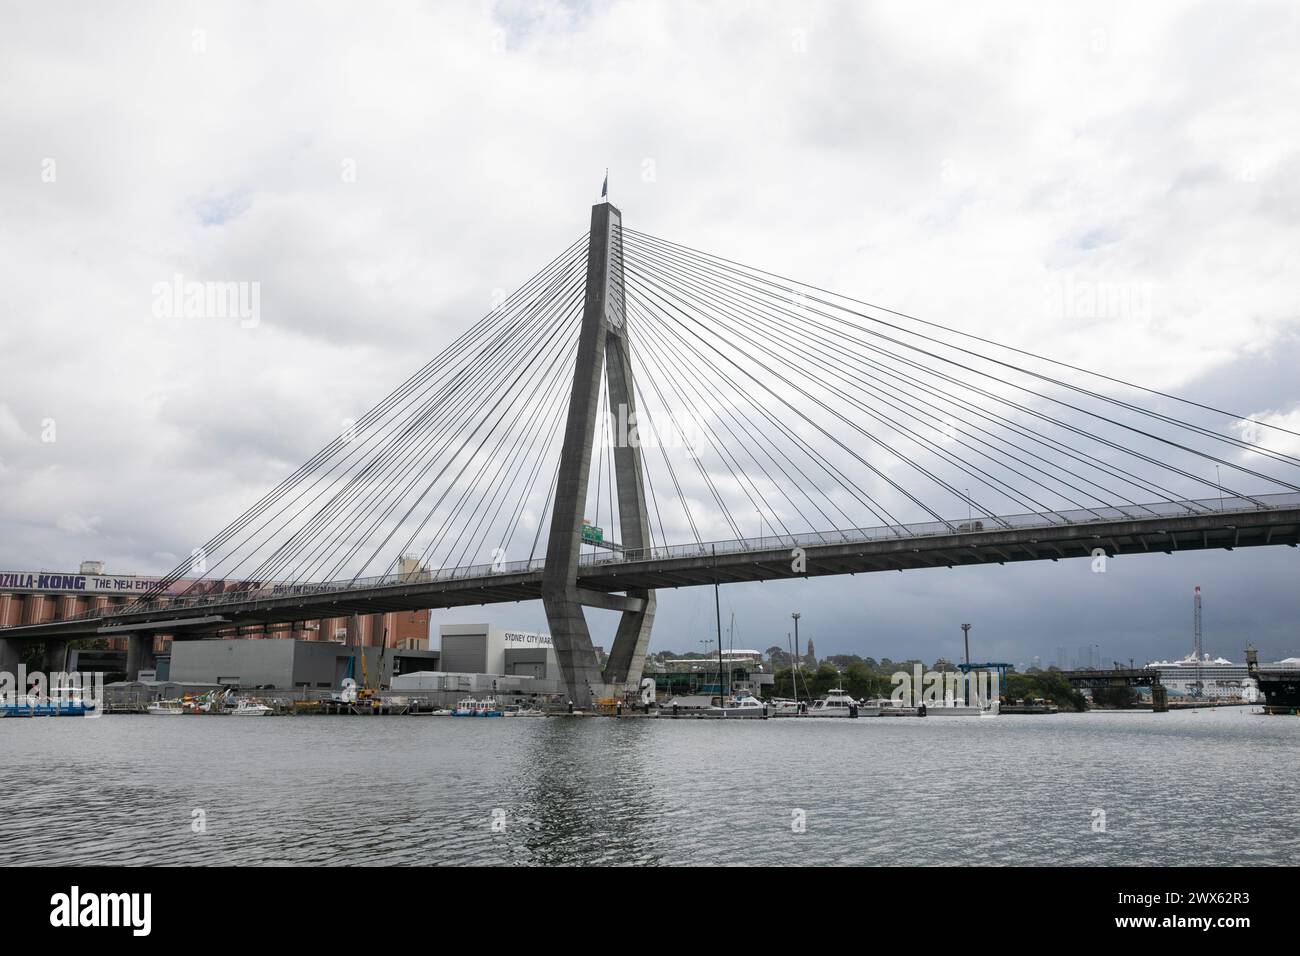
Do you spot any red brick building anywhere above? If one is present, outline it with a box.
[0,562,429,654]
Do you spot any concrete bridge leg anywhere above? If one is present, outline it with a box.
[125,634,155,681]
[0,638,22,679]
[542,202,659,706]
[542,202,627,708]
[43,638,69,674]
[603,591,656,690]
[600,315,657,692]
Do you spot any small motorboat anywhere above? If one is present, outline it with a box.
[703,692,771,718]
[769,697,810,717]
[503,704,545,717]
[147,700,185,716]
[230,698,273,717]
[806,688,876,718]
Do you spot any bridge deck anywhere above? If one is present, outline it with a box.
[3,495,1297,641]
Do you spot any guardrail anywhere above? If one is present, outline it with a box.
[6,492,1296,629]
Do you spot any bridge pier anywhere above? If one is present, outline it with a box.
[542,201,657,707]
[42,638,68,674]
[0,637,21,678]
[124,633,155,681]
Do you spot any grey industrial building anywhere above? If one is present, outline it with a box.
[164,638,439,689]
[96,625,566,710]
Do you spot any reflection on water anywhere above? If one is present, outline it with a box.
[1,707,1296,865]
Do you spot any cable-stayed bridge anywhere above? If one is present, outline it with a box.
[4,202,1300,705]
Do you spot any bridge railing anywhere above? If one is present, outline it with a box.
[600,492,1300,565]
[38,556,551,625]
[14,491,1298,627]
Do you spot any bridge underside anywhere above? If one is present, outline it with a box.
[3,504,1296,647]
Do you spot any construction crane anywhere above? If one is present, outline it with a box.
[354,627,389,705]
[334,621,385,708]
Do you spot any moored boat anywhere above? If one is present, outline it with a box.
[503,703,545,716]
[702,692,770,718]
[1247,648,1300,713]
[147,700,184,716]
[451,696,503,717]
[1,690,95,717]
[230,698,273,717]
[768,697,809,717]
[807,688,876,718]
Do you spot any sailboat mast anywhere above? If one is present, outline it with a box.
[715,581,726,699]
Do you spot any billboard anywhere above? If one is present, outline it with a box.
[0,571,254,597]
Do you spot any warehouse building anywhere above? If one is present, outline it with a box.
[438,623,563,679]
[0,560,432,659]
[165,638,440,690]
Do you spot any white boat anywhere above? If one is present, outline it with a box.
[230,698,273,717]
[768,697,809,717]
[503,704,545,717]
[921,700,989,716]
[703,692,771,718]
[807,688,877,718]
[871,697,919,717]
[660,695,716,717]
[147,701,184,716]
[871,696,997,717]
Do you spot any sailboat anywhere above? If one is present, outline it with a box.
[699,583,772,718]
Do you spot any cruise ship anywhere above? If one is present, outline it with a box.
[1144,652,1259,700]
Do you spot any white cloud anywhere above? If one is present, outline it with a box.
[2,0,1299,660]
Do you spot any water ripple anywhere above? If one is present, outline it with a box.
[1,707,1296,865]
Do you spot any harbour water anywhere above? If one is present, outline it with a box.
[2,707,1296,866]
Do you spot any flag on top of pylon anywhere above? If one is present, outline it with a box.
[601,171,608,199]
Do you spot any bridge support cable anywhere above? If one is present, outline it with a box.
[628,240,1203,521]
[625,234,1221,514]
[252,261,586,585]
[630,370,705,550]
[342,277,587,582]
[630,300,905,540]
[628,260,1068,525]
[621,231,869,541]
[628,230,1300,495]
[623,230,1300,522]
[248,247,588,585]
[625,229,1300,457]
[629,304,848,539]
[625,259,959,531]
[630,231,1203,514]
[126,234,589,604]
[626,241,1128,521]
[396,316,582,577]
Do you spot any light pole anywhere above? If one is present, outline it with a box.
[791,612,802,703]
[961,623,972,705]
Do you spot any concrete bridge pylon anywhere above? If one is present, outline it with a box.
[541,202,656,708]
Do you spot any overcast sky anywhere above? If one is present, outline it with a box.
[2,1,1298,665]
